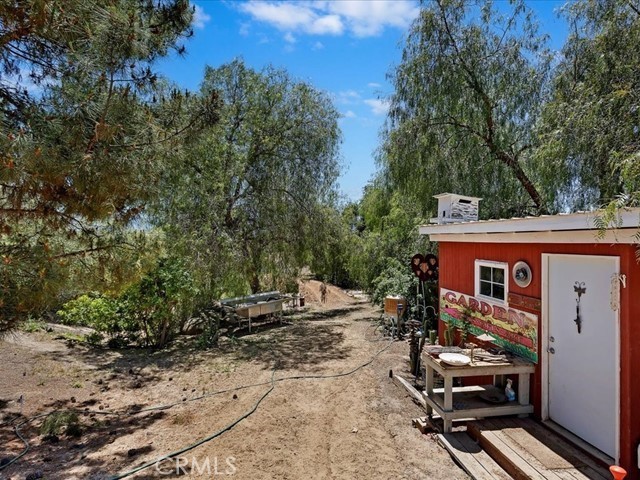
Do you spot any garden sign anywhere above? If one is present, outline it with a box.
[440,288,539,363]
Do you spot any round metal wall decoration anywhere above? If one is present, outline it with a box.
[512,261,532,288]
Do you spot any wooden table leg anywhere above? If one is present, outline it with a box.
[425,364,434,416]
[443,374,453,432]
[443,417,453,433]
[518,372,530,406]
[444,375,453,411]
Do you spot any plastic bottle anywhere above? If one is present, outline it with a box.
[505,379,516,402]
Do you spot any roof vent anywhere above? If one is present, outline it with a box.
[430,193,482,224]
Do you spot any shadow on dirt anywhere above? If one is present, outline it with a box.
[226,320,351,371]
[0,403,167,480]
[296,305,365,321]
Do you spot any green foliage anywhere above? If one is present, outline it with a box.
[458,307,473,346]
[371,258,417,306]
[85,331,104,346]
[118,257,198,348]
[59,332,87,344]
[40,411,81,438]
[444,322,455,347]
[534,0,640,210]
[56,257,197,349]
[196,314,221,350]
[0,1,219,331]
[153,59,341,297]
[308,205,361,288]
[382,0,552,218]
[21,317,46,333]
[57,293,119,331]
[328,180,432,293]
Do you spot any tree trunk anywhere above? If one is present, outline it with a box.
[493,149,547,215]
[250,273,260,294]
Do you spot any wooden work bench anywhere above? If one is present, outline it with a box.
[422,350,535,433]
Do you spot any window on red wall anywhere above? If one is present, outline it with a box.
[475,260,508,303]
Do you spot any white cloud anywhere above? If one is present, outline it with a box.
[239,22,251,36]
[309,14,343,35]
[192,4,211,30]
[325,0,419,37]
[312,41,325,50]
[335,90,361,105]
[284,32,297,43]
[368,82,381,88]
[239,2,343,35]
[238,0,418,38]
[364,98,390,116]
[343,110,357,118]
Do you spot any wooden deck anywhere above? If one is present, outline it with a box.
[439,431,514,480]
[466,418,611,480]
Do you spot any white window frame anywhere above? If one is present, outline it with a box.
[474,259,509,304]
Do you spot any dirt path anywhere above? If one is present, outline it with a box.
[0,287,468,480]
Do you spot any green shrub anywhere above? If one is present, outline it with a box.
[40,411,81,437]
[371,258,417,306]
[196,310,222,349]
[21,317,46,333]
[85,331,104,346]
[57,293,119,331]
[119,258,198,348]
[57,293,136,347]
[56,258,198,349]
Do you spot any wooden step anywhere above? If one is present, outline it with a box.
[467,418,610,480]
[438,431,514,480]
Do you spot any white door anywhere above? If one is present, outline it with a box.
[546,254,619,459]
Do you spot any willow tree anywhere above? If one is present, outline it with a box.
[154,59,341,295]
[382,0,551,218]
[535,0,640,210]
[0,1,219,330]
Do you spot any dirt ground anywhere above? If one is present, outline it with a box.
[0,282,469,480]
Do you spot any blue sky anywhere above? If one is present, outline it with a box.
[157,0,568,201]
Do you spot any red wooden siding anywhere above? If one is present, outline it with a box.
[438,241,640,477]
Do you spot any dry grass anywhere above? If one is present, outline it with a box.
[171,410,195,426]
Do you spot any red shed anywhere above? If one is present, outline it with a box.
[420,194,640,477]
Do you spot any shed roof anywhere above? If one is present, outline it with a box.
[419,208,640,244]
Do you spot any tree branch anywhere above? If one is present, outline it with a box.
[52,244,125,259]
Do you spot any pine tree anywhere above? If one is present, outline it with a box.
[0,1,219,330]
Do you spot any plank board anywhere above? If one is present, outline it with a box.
[438,432,514,480]
[480,419,566,480]
[392,373,427,408]
[468,419,610,480]
[455,432,515,480]
[492,419,609,480]
[490,418,575,470]
[478,427,562,480]
[424,385,534,419]
[424,352,535,378]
